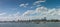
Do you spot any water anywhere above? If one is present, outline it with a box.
[0,22,60,27]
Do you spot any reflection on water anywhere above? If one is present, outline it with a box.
[0,22,60,27]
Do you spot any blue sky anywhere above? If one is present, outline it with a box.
[0,0,60,14]
[0,0,60,21]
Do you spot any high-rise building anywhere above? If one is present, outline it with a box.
[44,17,47,21]
[41,17,47,21]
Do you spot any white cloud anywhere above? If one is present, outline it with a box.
[22,6,48,20]
[0,12,21,21]
[33,0,46,5]
[23,10,35,16]
[22,6,60,20]
[0,6,60,21]
[1,7,60,21]
[36,6,47,13]
[19,3,28,7]
[39,0,46,2]
[0,12,6,15]
[30,6,33,8]
[23,6,48,17]
[0,7,59,21]
[37,5,41,7]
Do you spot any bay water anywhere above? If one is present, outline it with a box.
[0,22,60,27]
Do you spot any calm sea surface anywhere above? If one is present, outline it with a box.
[0,22,60,27]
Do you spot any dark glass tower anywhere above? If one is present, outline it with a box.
[44,17,47,21]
